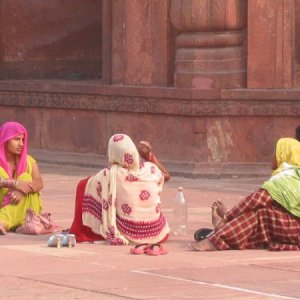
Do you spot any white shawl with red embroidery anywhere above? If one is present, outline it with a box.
[82,134,170,245]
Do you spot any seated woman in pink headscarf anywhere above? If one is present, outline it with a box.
[69,134,170,246]
[0,121,43,234]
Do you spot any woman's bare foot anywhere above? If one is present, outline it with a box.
[0,223,7,235]
[211,204,225,230]
[188,239,218,251]
[212,198,227,218]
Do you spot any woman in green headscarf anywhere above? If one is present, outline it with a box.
[190,138,300,251]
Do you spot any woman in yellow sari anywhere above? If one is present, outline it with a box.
[0,121,43,234]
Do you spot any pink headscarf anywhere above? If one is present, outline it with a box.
[0,121,28,177]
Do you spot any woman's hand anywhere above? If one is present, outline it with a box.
[138,141,152,161]
[10,190,24,205]
[138,140,170,182]
[13,161,44,195]
[14,180,34,195]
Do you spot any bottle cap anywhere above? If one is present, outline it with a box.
[178,187,183,191]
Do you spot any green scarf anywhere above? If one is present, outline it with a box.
[262,164,300,218]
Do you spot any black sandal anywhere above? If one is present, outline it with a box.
[194,228,214,242]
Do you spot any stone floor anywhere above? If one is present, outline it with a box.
[0,162,299,300]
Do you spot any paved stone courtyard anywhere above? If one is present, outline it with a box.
[0,162,299,300]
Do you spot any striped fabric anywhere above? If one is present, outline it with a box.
[116,213,167,240]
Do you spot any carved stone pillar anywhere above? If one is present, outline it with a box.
[170,0,247,89]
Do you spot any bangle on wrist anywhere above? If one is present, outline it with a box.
[0,178,16,189]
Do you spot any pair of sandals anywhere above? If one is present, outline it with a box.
[48,233,76,248]
[130,243,168,256]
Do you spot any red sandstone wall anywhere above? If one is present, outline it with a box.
[295,1,300,86]
[0,84,299,165]
[247,0,294,88]
[0,104,298,165]
[111,0,174,86]
[0,0,102,80]
[0,1,299,168]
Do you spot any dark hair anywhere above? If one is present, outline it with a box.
[296,126,300,141]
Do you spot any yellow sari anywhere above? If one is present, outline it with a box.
[272,138,300,176]
[0,155,43,230]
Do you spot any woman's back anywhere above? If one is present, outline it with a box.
[81,134,170,245]
[116,162,164,221]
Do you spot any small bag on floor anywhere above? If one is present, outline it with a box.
[16,208,58,235]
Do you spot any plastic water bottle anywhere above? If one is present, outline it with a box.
[173,187,188,236]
